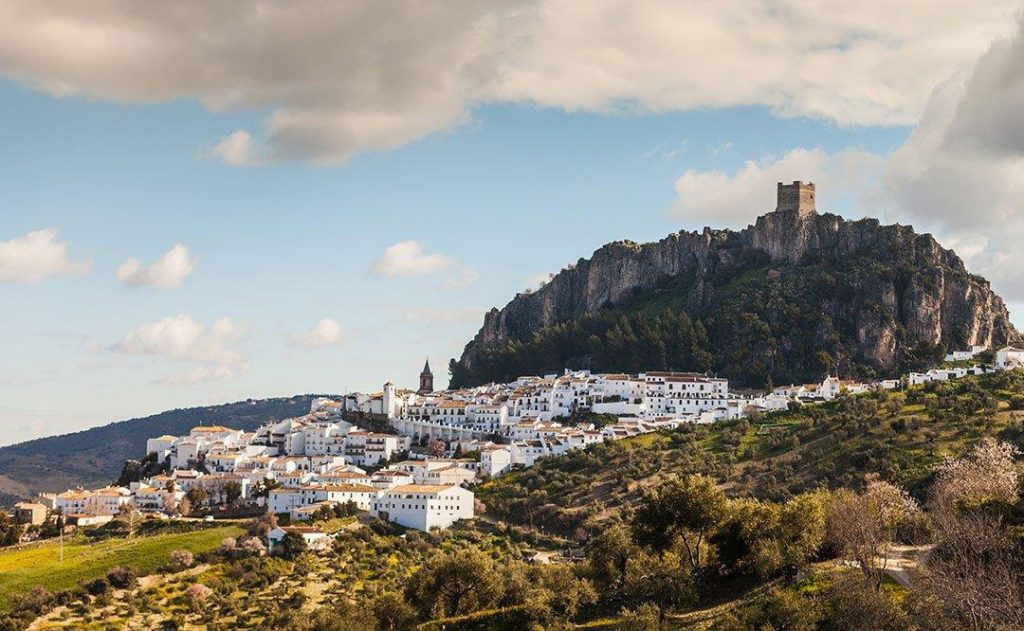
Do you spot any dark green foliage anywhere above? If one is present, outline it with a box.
[0,513,21,548]
[276,531,308,560]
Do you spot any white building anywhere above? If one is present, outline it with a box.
[371,484,474,531]
[996,346,1024,369]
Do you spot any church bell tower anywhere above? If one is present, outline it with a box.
[418,359,434,394]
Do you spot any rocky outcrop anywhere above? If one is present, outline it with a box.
[455,208,1019,382]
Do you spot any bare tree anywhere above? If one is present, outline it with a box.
[427,438,447,458]
[917,439,1024,630]
[827,475,919,589]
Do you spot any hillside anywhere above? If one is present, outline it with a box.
[477,370,1024,536]
[0,396,323,504]
[451,207,1019,388]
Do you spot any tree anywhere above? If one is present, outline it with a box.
[247,512,278,538]
[186,487,208,507]
[929,438,1019,513]
[0,512,23,547]
[370,592,417,630]
[252,477,280,499]
[531,563,597,622]
[185,583,213,613]
[917,440,1024,630]
[277,531,308,560]
[405,549,503,618]
[106,566,137,589]
[715,491,829,579]
[827,476,919,589]
[223,481,243,506]
[168,549,194,571]
[632,475,727,578]
[586,524,636,598]
[623,548,697,617]
[427,439,446,458]
[116,501,141,537]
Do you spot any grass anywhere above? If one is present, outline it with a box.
[0,524,243,610]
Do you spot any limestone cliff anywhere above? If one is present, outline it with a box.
[452,208,1019,387]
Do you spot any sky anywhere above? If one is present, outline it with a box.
[2,1,1024,446]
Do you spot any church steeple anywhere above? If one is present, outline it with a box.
[418,358,434,394]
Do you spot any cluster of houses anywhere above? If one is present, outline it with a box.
[12,345,1024,539]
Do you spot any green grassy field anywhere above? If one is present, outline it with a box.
[0,524,244,610]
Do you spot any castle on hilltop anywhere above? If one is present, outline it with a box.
[776,180,815,216]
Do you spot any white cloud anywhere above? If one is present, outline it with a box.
[372,241,454,277]
[113,314,245,367]
[0,229,92,282]
[291,318,347,349]
[201,130,262,166]
[668,18,1024,305]
[673,147,886,228]
[879,17,1024,302]
[0,2,1018,163]
[116,243,197,289]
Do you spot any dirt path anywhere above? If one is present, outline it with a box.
[879,544,933,588]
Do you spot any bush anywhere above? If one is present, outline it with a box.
[168,548,195,571]
[84,577,110,596]
[8,586,55,616]
[107,565,138,589]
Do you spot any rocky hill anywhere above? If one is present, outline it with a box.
[451,207,1019,387]
[0,396,323,505]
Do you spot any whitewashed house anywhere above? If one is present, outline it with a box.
[371,484,474,531]
[996,346,1024,369]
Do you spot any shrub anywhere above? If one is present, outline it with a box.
[168,548,195,571]
[185,583,214,613]
[84,577,110,596]
[107,565,138,589]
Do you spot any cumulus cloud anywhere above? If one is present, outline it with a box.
[879,17,1024,301]
[0,229,92,282]
[372,241,454,277]
[201,130,262,166]
[113,314,245,368]
[291,318,347,349]
[0,1,1018,163]
[673,147,886,227]
[116,243,197,289]
[668,17,1024,304]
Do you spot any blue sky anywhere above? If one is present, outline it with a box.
[1,2,1023,445]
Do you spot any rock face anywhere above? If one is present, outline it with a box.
[455,208,1019,383]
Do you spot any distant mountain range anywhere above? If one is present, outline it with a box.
[451,206,1019,388]
[0,396,324,505]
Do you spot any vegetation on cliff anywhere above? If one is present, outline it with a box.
[452,212,1018,389]
[451,248,964,388]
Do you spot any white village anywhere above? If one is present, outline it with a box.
[13,345,1023,552]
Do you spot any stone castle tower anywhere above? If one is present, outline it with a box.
[418,359,434,394]
[776,181,816,216]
